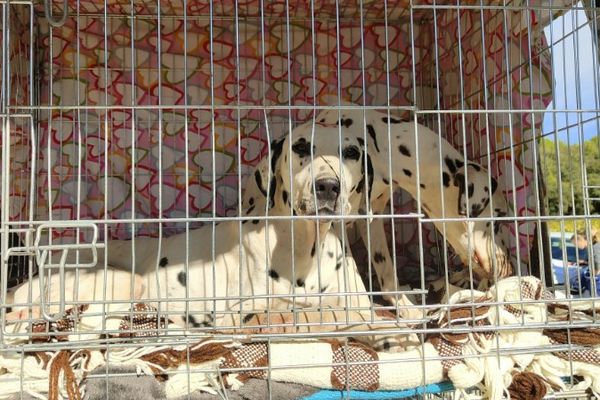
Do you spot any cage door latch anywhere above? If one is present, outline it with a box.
[33,222,104,321]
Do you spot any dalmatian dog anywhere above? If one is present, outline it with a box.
[6,119,416,351]
[245,108,514,310]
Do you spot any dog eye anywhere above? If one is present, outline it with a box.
[342,146,360,160]
[292,141,311,157]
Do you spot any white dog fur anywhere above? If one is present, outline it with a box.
[244,108,515,308]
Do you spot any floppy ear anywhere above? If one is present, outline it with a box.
[356,150,374,205]
[266,136,285,209]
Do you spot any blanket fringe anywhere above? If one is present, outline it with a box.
[3,277,600,399]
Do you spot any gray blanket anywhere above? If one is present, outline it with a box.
[84,366,317,400]
[9,366,318,400]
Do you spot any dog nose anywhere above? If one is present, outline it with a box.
[315,178,340,202]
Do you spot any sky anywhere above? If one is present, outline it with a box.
[542,3,600,143]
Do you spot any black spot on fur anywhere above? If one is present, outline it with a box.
[328,251,334,258]
[269,269,280,281]
[484,186,489,193]
[320,118,325,123]
[336,259,342,270]
[342,145,361,161]
[455,159,464,169]
[403,169,412,177]
[491,178,498,194]
[469,162,481,171]
[454,173,467,215]
[382,341,391,351]
[177,271,187,286]
[249,197,255,205]
[255,170,267,197]
[292,138,312,158]
[252,219,259,224]
[382,177,389,185]
[468,183,474,198]
[374,252,385,263]
[481,197,490,211]
[268,176,277,209]
[311,241,316,257]
[444,156,457,175]
[420,183,426,189]
[270,137,285,174]
[366,124,381,152]
[398,145,411,157]
[320,285,329,293]
[282,190,288,205]
[382,116,401,124]
[247,205,255,214]
[340,118,353,128]
[471,203,483,217]
[296,278,305,287]
[159,257,168,267]
[486,222,490,228]
[442,172,450,187]
[187,315,207,328]
[243,313,256,323]
[356,137,365,146]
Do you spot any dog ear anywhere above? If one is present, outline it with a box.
[356,151,374,202]
[266,136,285,209]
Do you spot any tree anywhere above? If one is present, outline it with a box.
[540,135,600,220]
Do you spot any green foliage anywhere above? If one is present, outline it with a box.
[539,135,600,218]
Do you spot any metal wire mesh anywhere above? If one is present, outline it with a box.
[1,1,600,399]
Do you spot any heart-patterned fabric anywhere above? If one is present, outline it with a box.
[4,1,571,270]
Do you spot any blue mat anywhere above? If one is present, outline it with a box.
[301,382,455,399]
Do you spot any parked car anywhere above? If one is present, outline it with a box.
[550,232,588,286]
[569,266,600,297]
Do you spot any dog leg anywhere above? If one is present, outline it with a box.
[6,269,144,321]
[355,215,421,321]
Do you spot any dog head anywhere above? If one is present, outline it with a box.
[254,120,367,221]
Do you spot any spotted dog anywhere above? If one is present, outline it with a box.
[7,119,415,351]
[246,108,514,308]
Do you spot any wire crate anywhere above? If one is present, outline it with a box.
[1,0,600,399]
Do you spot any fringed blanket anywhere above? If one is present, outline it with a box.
[2,276,600,400]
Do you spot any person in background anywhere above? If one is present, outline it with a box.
[571,229,600,273]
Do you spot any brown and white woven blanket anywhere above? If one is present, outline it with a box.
[2,276,600,400]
